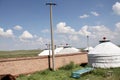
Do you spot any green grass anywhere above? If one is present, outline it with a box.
[16,62,120,80]
[17,62,82,80]
[0,50,42,59]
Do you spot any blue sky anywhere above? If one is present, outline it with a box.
[0,0,120,50]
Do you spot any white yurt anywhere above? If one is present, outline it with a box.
[58,47,79,54]
[38,50,52,56]
[84,46,94,52]
[88,38,120,68]
[38,45,80,56]
[54,47,64,54]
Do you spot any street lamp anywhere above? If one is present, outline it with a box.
[46,2,56,71]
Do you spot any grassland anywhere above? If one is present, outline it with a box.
[0,50,42,59]
[16,62,120,80]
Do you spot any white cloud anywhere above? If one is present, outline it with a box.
[0,27,14,38]
[56,22,76,34]
[55,23,116,47]
[91,11,99,16]
[78,25,91,36]
[38,37,48,42]
[115,22,120,29]
[41,29,49,33]
[77,25,114,42]
[33,35,38,38]
[37,37,44,43]
[79,14,89,19]
[115,22,120,35]
[19,31,33,40]
[68,35,79,41]
[2,21,120,50]
[89,25,115,40]
[56,23,118,47]
[37,37,50,44]
[13,25,23,30]
[112,2,120,15]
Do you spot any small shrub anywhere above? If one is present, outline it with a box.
[60,61,76,70]
[92,68,106,77]
[18,74,25,78]
[40,69,50,75]
[28,77,36,80]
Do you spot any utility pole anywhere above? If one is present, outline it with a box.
[46,2,56,71]
[87,35,89,52]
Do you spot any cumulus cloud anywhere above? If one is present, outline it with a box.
[19,31,33,40]
[37,37,44,43]
[78,25,91,36]
[112,2,120,15]
[13,25,23,30]
[55,22,116,46]
[56,22,76,34]
[115,22,120,29]
[0,27,14,38]
[89,25,114,39]
[91,11,99,16]
[79,14,89,19]
[115,22,120,35]
[55,21,120,47]
[78,25,114,40]
[68,35,79,41]
[37,37,50,43]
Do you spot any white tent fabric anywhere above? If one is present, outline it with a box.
[88,42,120,68]
[55,47,64,54]
[38,50,52,56]
[58,47,79,54]
[84,46,94,51]
[38,47,79,56]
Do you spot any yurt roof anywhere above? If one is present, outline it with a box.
[38,46,80,56]
[54,47,63,54]
[89,42,120,55]
[38,47,63,56]
[38,50,52,56]
[84,46,94,51]
[58,47,79,54]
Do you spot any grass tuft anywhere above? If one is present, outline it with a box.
[59,61,78,70]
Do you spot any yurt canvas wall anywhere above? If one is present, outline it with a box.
[84,46,93,52]
[88,42,120,68]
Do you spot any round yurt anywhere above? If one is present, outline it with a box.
[58,47,79,54]
[38,49,52,56]
[84,46,94,52]
[88,38,120,68]
[38,44,79,56]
